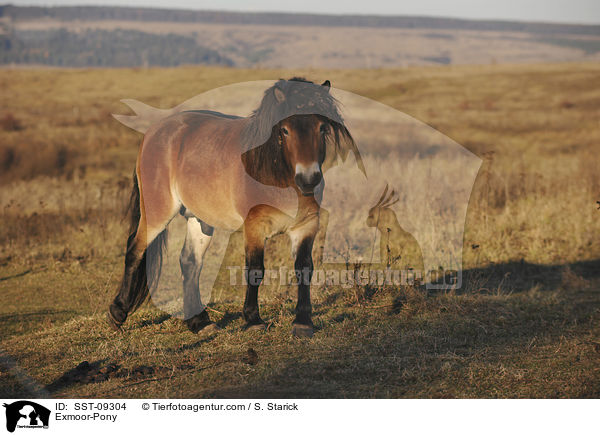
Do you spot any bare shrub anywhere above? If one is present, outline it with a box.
[0,113,24,131]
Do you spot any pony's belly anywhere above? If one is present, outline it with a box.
[180,183,299,231]
[178,186,244,230]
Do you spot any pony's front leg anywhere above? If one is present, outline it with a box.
[243,228,267,330]
[291,235,316,337]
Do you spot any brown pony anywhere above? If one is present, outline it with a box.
[108,77,363,338]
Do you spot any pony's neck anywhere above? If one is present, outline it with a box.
[240,138,294,189]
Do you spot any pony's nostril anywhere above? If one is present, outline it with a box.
[308,171,322,187]
[295,171,322,192]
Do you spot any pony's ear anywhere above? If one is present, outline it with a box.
[274,86,286,103]
[321,80,331,91]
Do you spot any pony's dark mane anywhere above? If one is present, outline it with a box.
[241,121,294,187]
[241,77,364,186]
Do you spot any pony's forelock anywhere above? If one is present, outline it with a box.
[241,78,365,184]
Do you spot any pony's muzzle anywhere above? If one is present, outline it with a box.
[295,163,322,196]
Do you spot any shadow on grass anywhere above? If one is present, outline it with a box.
[197,259,600,398]
[216,311,242,328]
[4,259,600,398]
[46,359,111,393]
[135,313,171,328]
[432,258,600,295]
[129,308,242,332]
[0,309,78,339]
[177,334,219,352]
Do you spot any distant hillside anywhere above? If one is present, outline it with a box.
[0,28,232,67]
[2,5,599,35]
[0,5,599,68]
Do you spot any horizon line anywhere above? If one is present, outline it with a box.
[2,3,600,26]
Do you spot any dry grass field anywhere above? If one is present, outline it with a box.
[0,63,599,398]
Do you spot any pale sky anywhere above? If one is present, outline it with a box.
[9,0,600,25]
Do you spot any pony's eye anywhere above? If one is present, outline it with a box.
[320,124,330,134]
[281,127,289,136]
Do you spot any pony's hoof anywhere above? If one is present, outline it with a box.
[197,322,221,336]
[107,310,123,333]
[244,322,267,332]
[292,323,314,338]
[186,316,219,334]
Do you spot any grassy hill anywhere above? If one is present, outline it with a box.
[0,63,599,398]
[1,5,600,67]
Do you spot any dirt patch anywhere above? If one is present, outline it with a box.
[47,360,195,392]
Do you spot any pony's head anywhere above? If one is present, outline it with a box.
[242,77,365,195]
[277,113,329,195]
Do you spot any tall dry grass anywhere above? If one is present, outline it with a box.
[1,64,599,399]
[0,63,598,285]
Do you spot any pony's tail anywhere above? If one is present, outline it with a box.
[125,171,168,312]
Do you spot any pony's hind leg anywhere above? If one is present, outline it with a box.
[108,169,177,331]
[108,223,167,331]
[180,217,219,334]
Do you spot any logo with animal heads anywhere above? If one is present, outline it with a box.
[3,401,50,433]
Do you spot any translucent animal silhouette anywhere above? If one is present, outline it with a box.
[366,185,424,278]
